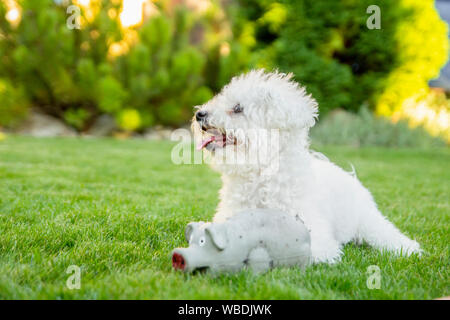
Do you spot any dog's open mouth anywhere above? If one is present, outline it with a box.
[197,128,237,151]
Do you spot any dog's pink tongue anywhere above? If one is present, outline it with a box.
[197,136,215,150]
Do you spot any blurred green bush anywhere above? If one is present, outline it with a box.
[234,0,449,116]
[0,78,29,127]
[0,0,247,130]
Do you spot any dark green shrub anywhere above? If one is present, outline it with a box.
[235,0,449,116]
[115,12,212,127]
[0,0,242,130]
[0,78,29,127]
[0,0,122,128]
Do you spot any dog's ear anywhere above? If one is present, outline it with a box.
[205,224,228,250]
[262,82,318,130]
[185,222,204,243]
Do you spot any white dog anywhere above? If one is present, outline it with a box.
[192,69,421,263]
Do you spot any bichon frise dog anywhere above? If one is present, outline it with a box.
[192,69,421,263]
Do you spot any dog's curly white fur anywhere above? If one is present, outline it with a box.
[192,69,421,263]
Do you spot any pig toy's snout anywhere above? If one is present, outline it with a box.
[171,248,210,273]
[172,252,186,271]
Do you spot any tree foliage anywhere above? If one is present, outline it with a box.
[0,0,245,129]
[0,0,448,130]
[235,0,449,116]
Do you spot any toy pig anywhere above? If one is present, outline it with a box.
[172,209,311,273]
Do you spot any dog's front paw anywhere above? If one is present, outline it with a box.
[311,241,343,264]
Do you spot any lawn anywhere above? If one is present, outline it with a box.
[0,136,448,299]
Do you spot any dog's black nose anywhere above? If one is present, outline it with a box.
[196,110,208,122]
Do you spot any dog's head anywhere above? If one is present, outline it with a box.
[192,69,318,174]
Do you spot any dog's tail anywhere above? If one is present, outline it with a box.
[347,163,357,179]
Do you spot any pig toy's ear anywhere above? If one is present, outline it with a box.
[185,222,203,243]
[205,224,228,250]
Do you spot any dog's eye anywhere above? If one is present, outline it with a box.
[199,236,206,247]
[233,103,243,114]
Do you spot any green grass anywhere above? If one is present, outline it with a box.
[0,136,448,299]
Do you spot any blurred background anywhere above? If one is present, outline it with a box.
[0,0,448,147]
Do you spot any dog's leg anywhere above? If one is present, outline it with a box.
[358,208,421,256]
[308,219,342,264]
